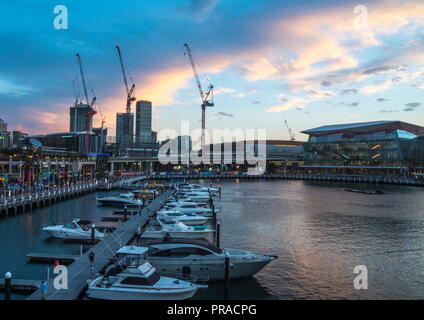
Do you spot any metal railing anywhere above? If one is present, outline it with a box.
[0,180,98,210]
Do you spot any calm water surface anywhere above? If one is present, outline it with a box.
[1,180,424,299]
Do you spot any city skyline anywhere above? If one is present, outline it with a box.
[0,0,423,141]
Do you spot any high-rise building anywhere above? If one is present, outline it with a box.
[135,100,152,143]
[0,118,7,132]
[70,103,92,132]
[116,113,134,147]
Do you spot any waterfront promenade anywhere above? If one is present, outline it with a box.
[0,174,146,216]
[147,173,424,186]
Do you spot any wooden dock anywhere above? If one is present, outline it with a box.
[26,190,171,300]
[0,278,39,294]
[26,253,80,265]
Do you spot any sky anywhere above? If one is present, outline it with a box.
[0,0,423,141]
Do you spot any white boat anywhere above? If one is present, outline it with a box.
[87,246,205,300]
[158,210,209,226]
[178,183,219,194]
[145,239,277,281]
[166,200,208,208]
[175,191,212,202]
[164,202,214,216]
[42,219,104,240]
[141,217,214,241]
[96,193,142,207]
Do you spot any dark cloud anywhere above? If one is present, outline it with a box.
[252,101,261,104]
[321,80,332,87]
[377,98,390,102]
[404,102,421,112]
[362,65,402,75]
[346,102,359,107]
[216,112,234,118]
[340,89,357,95]
[405,102,421,108]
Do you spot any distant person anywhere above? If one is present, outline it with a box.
[40,280,47,300]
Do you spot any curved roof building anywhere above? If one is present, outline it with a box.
[301,120,424,174]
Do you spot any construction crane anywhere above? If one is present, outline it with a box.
[283,119,296,141]
[115,45,136,146]
[183,43,214,150]
[76,53,97,153]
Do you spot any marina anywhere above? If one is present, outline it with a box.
[0,178,423,299]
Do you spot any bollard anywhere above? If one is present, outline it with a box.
[91,225,96,246]
[46,268,50,281]
[80,245,83,256]
[89,251,95,280]
[124,206,128,222]
[219,186,222,198]
[4,272,11,300]
[216,220,221,248]
[212,204,216,227]
[224,254,230,300]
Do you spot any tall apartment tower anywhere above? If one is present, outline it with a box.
[135,100,152,144]
[70,103,92,132]
[116,112,134,147]
[0,118,7,132]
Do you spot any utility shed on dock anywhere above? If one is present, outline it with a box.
[26,190,171,300]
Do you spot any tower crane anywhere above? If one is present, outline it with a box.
[183,43,214,150]
[76,53,97,153]
[115,45,136,146]
[283,119,296,141]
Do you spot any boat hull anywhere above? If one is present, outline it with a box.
[87,280,198,300]
[148,258,273,281]
[141,230,214,242]
[42,228,103,240]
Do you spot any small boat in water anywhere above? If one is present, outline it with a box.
[141,217,214,241]
[164,203,214,216]
[344,188,385,195]
[132,189,158,198]
[177,183,219,194]
[43,218,104,240]
[87,246,205,300]
[96,193,143,207]
[158,210,209,226]
[175,191,212,202]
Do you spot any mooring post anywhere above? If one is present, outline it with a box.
[91,225,95,246]
[212,204,216,227]
[89,251,95,281]
[224,254,230,300]
[4,271,11,300]
[216,220,221,248]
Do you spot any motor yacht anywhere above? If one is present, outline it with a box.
[42,218,104,240]
[96,193,143,207]
[87,246,205,300]
[164,203,215,216]
[177,183,219,194]
[141,217,214,241]
[157,210,209,226]
[144,239,277,281]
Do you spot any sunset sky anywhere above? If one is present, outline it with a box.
[0,0,423,141]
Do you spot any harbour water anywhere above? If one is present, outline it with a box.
[1,180,424,299]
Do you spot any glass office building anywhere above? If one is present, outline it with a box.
[302,121,424,175]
